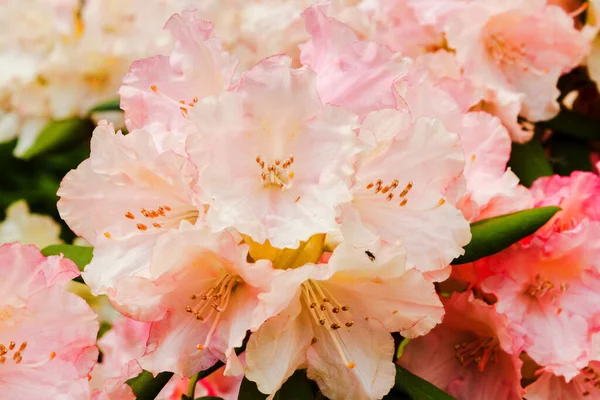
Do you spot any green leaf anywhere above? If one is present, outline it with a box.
[540,109,600,141]
[19,118,94,160]
[392,365,455,400]
[507,137,553,187]
[41,244,93,271]
[127,370,174,400]
[89,98,121,113]
[239,370,314,400]
[452,206,561,264]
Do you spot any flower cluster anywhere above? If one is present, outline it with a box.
[3,0,600,399]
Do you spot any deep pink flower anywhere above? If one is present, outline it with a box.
[398,292,524,400]
[0,243,98,399]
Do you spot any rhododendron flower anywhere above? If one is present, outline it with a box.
[57,120,201,293]
[96,223,280,377]
[526,361,600,399]
[88,317,151,400]
[0,200,62,248]
[398,292,524,400]
[300,6,409,120]
[479,173,600,379]
[530,171,600,237]
[394,67,532,221]
[186,56,361,248]
[246,242,444,400]
[0,243,98,399]
[341,109,470,279]
[359,0,445,58]
[445,0,588,124]
[120,10,237,132]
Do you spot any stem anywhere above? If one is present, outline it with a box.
[187,372,201,399]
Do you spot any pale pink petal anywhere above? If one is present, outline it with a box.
[245,300,313,395]
[307,317,395,400]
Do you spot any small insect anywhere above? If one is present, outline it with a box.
[365,250,375,262]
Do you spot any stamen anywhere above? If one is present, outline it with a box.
[186,275,238,352]
[454,337,499,371]
[301,282,355,369]
[257,154,295,190]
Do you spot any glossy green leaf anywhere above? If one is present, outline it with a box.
[507,137,553,187]
[452,206,561,264]
[41,244,93,271]
[19,118,94,160]
[127,370,174,400]
[90,98,121,113]
[392,365,455,400]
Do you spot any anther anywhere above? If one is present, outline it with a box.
[136,223,148,231]
[366,182,374,189]
[196,344,205,350]
[9,342,15,350]
[185,306,193,313]
[104,232,111,238]
[386,193,394,201]
[319,318,326,325]
[347,362,356,369]
[331,323,341,330]
[152,223,161,228]
[320,305,327,311]
[150,85,158,92]
[190,295,197,300]
[332,307,340,313]
[341,306,349,311]
[345,321,354,327]
[125,211,135,219]
[399,199,408,207]
[310,303,316,308]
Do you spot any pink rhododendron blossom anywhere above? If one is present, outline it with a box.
[479,172,600,379]
[0,243,99,399]
[58,120,199,245]
[101,223,280,377]
[395,67,532,221]
[480,228,600,379]
[120,10,237,132]
[186,56,361,248]
[445,0,588,124]
[360,0,445,58]
[530,171,600,237]
[246,242,443,400]
[398,292,524,400]
[57,121,201,295]
[341,109,470,279]
[526,361,600,399]
[300,6,409,120]
[88,317,151,400]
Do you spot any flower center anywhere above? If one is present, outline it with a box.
[301,281,355,369]
[104,204,199,239]
[256,155,295,190]
[363,179,445,209]
[482,20,548,76]
[185,274,239,351]
[0,340,56,368]
[525,273,567,302]
[454,336,499,371]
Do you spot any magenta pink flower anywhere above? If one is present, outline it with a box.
[398,292,524,400]
[0,243,98,399]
